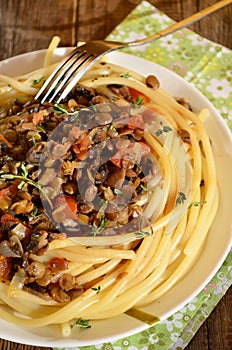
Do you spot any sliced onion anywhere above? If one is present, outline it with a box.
[0,240,21,257]
[7,271,26,297]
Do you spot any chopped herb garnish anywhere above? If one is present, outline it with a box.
[91,216,108,235]
[30,207,38,217]
[36,125,45,132]
[89,102,97,113]
[135,230,151,238]
[176,192,187,205]
[135,96,144,106]
[54,104,69,114]
[71,317,91,329]
[54,103,80,121]
[32,77,46,86]
[140,184,149,192]
[109,123,116,131]
[31,137,37,147]
[135,219,152,238]
[155,125,172,136]
[111,96,120,101]
[114,188,123,195]
[188,201,207,208]
[21,163,28,177]
[121,72,130,78]
[91,285,101,294]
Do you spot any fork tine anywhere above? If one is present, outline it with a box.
[39,50,92,103]
[46,51,96,103]
[36,40,122,104]
[56,54,98,103]
[35,47,81,101]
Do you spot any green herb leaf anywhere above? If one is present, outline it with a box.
[21,163,28,178]
[163,125,172,133]
[121,72,130,78]
[135,230,152,238]
[71,317,91,329]
[155,125,172,137]
[140,184,149,192]
[32,77,46,86]
[91,285,101,294]
[135,96,144,106]
[0,173,15,180]
[54,104,69,114]
[36,125,45,132]
[188,201,207,208]
[91,216,108,235]
[114,188,123,195]
[155,129,163,137]
[30,207,38,217]
[32,137,37,147]
[111,96,120,101]
[109,123,116,131]
[176,192,187,205]
[135,219,152,238]
[17,180,26,190]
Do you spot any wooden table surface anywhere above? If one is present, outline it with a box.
[0,0,231,349]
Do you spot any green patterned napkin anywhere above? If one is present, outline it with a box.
[55,1,232,349]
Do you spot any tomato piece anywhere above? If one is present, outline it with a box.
[55,195,77,217]
[128,87,150,104]
[0,181,20,198]
[65,195,78,213]
[110,149,129,167]
[0,213,19,224]
[72,133,91,160]
[79,133,91,151]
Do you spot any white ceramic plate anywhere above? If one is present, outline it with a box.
[0,49,232,347]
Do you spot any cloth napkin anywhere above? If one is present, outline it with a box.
[54,1,232,349]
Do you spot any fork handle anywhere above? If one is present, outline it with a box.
[127,0,232,47]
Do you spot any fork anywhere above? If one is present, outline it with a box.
[35,0,231,104]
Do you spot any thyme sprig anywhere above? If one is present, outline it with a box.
[71,317,91,329]
[135,219,152,238]
[0,164,52,207]
[91,216,108,235]
[91,285,101,294]
[188,201,207,208]
[114,188,123,195]
[121,72,131,78]
[32,77,46,86]
[176,192,187,205]
[155,125,172,137]
[135,96,144,106]
[53,103,80,121]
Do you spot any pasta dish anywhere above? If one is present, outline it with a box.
[0,38,218,336]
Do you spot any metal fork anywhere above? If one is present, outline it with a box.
[35,0,231,104]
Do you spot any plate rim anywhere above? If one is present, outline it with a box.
[0,48,231,347]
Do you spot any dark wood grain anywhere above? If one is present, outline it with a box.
[0,0,231,349]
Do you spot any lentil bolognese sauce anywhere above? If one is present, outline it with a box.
[0,44,218,336]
